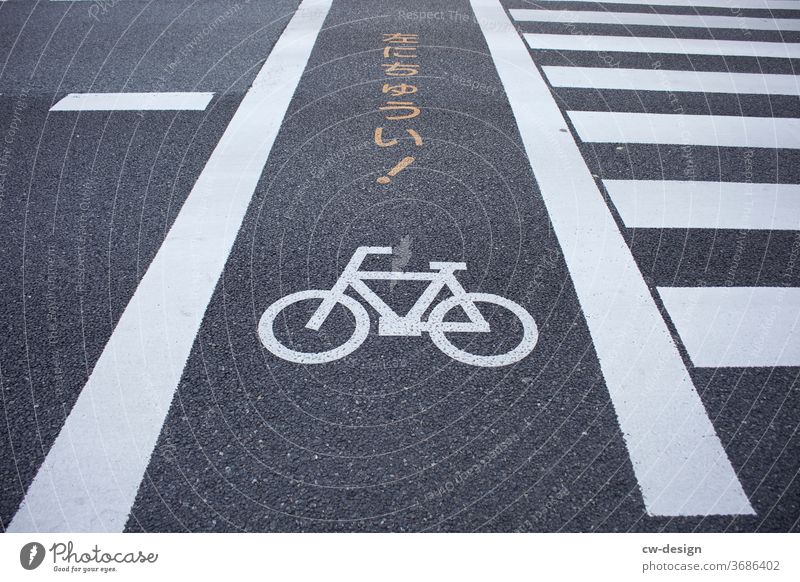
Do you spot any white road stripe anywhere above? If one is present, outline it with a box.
[526,0,800,9]
[524,33,800,58]
[510,9,800,31]
[543,66,800,96]
[50,92,214,111]
[8,0,332,533]
[604,180,800,230]
[659,287,800,367]
[472,0,753,517]
[568,111,800,148]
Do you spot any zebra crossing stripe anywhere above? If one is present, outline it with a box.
[659,287,800,367]
[568,111,800,148]
[472,0,754,517]
[524,33,800,58]
[542,66,800,96]
[510,9,800,31]
[8,0,333,533]
[603,180,800,230]
[531,0,800,9]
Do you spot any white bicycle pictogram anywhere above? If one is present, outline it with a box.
[258,246,538,367]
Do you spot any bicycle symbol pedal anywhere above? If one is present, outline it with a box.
[258,246,538,367]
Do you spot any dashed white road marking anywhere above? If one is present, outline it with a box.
[8,0,333,533]
[472,0,754,517]
[510,9,800,32]
[568,111,800,148]
[659,287,800,367]
[604,180,800,230]
[525,33,800,59]
[50,92,214,111]
[542,66,800,96]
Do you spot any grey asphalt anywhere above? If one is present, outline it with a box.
[1,0,798,532]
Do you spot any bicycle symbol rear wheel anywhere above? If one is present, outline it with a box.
[428,293,538,367]
[258,290,370,364]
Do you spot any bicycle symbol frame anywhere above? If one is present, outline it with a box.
[258,246,538,367]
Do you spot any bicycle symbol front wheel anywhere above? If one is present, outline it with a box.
[428,293,538,367]
[258,290,370,364]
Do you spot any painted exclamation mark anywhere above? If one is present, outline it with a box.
[377,156,415,185]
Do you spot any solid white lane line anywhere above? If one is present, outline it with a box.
[509,9,800,31]
[568,111,800,148]
[8,0,332,533]
[659,287,800,367]
[524,33,800,58]
[542,66,800,96]
[50,92,214,111]
[472,0,753,517]
[604,180,800,230]
[525,0,800,9]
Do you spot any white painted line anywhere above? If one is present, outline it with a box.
[659,287,800,367]
[524,33,800,59]
[8,0,332,533]
[472,0,753,517]
[50,92,214,111]
[568,111,800,148]
[604,180,800,230]
[542,66,800,96]
[510,9,800,31]
[524,0,800,9]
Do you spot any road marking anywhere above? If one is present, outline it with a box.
[604,180,800,230]
[8,0,332,533]
[568,111,800,148]
[529,0,800,9]
[258,247,538,368]
[50,92,214,111]
[543,66,800,96]
[374,34,424,185]
[659,287,800,367]
[510,9,800,31]
[472,0,753,516]
[524,33,800,59]
[377,155,415,184]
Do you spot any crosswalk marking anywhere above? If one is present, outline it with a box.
[542,66,800,96]
[524,33,800,58]
[8,0,333,533]
[659,287,800,367]
[472,0,753,517]
[604,180,800,230]
[510,9,800,31]
[529,0,800,9]
[50,92,214,111]
[568,111,800,148]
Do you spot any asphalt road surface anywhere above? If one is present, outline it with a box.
[0,0,798,533]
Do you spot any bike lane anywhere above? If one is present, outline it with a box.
[119,0,651,533]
